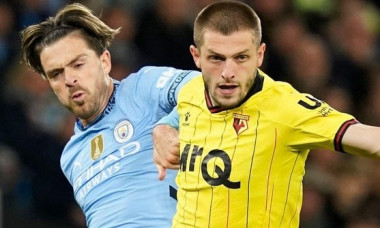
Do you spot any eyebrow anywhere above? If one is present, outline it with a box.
[206,48,250,56]
[45,53,87,76]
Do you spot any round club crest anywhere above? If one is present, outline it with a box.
[114,120,134,143]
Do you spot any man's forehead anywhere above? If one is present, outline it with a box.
[201,30,256,54]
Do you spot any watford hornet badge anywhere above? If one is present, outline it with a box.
[232,113,249,135]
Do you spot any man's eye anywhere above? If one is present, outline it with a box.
[210,56,223,61]
[236,55,248,61]
[48,71,61,79]
[74,63,84,68]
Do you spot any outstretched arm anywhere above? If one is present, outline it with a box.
[342,123,380,159]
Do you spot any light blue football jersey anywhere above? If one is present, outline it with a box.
[60,66,200,228]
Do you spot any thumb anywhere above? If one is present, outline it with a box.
[156,164,167,181]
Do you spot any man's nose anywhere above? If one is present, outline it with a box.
[221,59,235,79]
[64,68,78,85]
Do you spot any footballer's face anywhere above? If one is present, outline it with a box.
[40,32,113,127]
[190,29,266,109]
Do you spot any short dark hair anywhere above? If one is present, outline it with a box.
[193,1,262,48]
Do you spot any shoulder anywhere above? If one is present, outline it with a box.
[180,75,204,91]
[132,66,196,79]
[258,71,301,106]
[117,66,176,94]
[121,66,200,88]
[176,75,204,101]
[255,71,325,120]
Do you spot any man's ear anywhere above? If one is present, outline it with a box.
[100,50,112,74]
[257,43,266,68]
[190,45,201,69]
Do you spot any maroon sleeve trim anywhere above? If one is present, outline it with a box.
[334,119,359,152]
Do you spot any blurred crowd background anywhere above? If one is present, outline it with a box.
[0,0,379,227]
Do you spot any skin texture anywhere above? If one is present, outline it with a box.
[190,29,266,109]
[40,32,114,127]
[342,123,380,158]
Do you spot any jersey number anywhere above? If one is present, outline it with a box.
[298,95,322,110]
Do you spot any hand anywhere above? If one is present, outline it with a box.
[153,125,180,180]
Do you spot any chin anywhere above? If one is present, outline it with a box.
[217,96,244,109]
[218,101,239,109]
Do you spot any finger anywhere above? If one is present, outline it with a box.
[167,163,180,170]
[166,152,180,166]
[156,164,167,181]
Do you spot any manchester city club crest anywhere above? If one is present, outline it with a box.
[114,120,134,143]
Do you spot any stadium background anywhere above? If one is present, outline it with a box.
[0,0,379,227]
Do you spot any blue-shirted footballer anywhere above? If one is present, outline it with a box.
[20,3,199,227]
[60,66,197,227]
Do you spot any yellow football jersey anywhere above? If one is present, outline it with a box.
[173,70,357,228]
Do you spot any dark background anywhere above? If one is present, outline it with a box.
[0,0,379,227]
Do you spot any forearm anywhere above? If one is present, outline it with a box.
[342,123,380,159]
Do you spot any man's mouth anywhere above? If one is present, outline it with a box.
[218,85,238,95]
[72,91,84,100]
[219,85,238,90]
